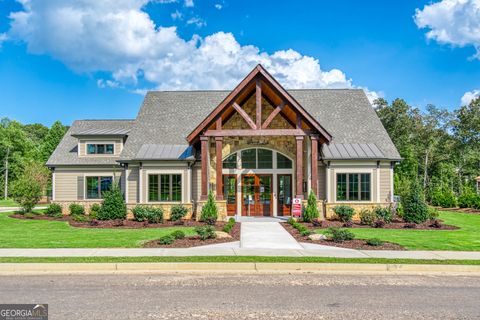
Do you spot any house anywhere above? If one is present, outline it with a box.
[47,65,401,219]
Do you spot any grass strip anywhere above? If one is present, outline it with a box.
[0,256,478,265]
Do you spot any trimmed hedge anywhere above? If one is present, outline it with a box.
[132,206,164,223]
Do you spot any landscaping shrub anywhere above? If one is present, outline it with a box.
[474,196,480,210]
[158,235,175,245]
[300,229,313,236]
[97,183,127,220]
[332,205,355,223]
[394,202,404,218]
[132,206,164,223]
[69,203,85,216]
[195,226,216,240]
[287,217,296,225]
[200,191,218,224]
[431,187,457,208]
[170,204,188,221]
[222,218,236,233]
[366,238,384,246]
[328,228,355,243]
[458,186,478,208]
[302,191,319,222]
[171,230,186,240]
[72,214,88,222]
[10,176,42,213]
[373,206,392,223]
[402,180,429,224]
[89,203,101,219]
[46,203,63,217]
[428,207,439,220]
[359,209,376,226]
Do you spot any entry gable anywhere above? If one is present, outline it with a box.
[186,64,332,144]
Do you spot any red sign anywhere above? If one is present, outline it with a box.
[292,198,302,217]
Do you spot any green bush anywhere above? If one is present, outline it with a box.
[300,229,313,236]
[89,203,101,218]
[195,226,216,240]
[431,187,457,208]
[171,230,186,240]
[11,176,42,213]
[46,203,63,217]
[222,218,236,233]
[402,180,429,224]
[328,228,355,243]
[428,207,439,220]
[97,183,127,220]
[333,205,355,223]
[158,235,175,245]
[373,206,392,223]
[359,209,376,226]
[458,186,478,208]
[200,191,218,224]
[72,214,88,222]
[131,206,164,223]
[170,204,188,221]
[69,203,85,216]
[366,238,384,246]
[302,191,319,222]
[395,202,404,218]
[474,196,480,210]
[287,217,296,225]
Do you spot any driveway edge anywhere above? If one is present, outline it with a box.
[0,262,479,276]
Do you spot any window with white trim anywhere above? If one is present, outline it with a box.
[87,143,114,155]
[336,173,371,201]
[148,174,182,202]
[86,176,113,199]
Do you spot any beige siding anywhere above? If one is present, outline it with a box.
[54,168,123,201]
[318,165,326,200]
[127,167,139,203]
[379,166,392,202]
[192,163,202,201]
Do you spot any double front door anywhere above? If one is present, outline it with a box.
[222,173,292,216]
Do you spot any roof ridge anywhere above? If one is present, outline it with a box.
[146,88,364,94]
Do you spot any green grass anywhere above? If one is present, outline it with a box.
[317,211,480,251]
[0,212,195,248]
[0,256,478,265]
[0,199,19,207]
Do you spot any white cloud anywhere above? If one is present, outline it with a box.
[171,9,182,20]
[186,16,206,28]
[461,89,480,105]
[184,0,194,7]
[6,0,379,102]
[414,0,480,59]
[214,4,222,10]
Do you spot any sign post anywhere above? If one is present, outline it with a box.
[291,198,302,218]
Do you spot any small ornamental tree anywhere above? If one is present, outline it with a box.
[402,180,429,224]
[11,176,42,213]
[303,191,319,222]
[97,183,127,220]
[200,191,218,224]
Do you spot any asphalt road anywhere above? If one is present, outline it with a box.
[1,273,479,319]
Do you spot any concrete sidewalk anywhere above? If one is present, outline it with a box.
[240,222,303,249]
[0,206,47,213]
[0,242,479,260]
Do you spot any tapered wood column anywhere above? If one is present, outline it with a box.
[200,136,209,200]
[295,136,304,199]
[311,136,319,197]
[215,137,224,200]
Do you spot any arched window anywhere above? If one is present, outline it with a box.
[222,148,292,170]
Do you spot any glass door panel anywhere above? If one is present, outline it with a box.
[278,175,292,216]
[242,175,255,216]
[223,175,236,216]
[257,175,272,216]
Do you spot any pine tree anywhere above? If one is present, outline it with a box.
[303,191,319,222]
[97,183,127,220]
[200,191,218,224]
[402,180,429,224]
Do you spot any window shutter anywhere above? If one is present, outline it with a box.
[77,176,84,200]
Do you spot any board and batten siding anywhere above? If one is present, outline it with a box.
[192,163,202,202]
[53,167,124,201]
[78,138,123,156]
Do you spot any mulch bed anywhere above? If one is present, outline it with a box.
[143,222,241,248]
[9,213,217,229]
[297,219,458,230]
[281,222,405,251]
[436,207,480,214]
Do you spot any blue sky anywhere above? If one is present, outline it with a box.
[0,0,479,126]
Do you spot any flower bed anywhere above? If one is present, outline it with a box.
[314,219,458,230]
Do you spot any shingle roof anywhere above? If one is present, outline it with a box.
[46,119,135,166]
[120,89,401,161]
[134,144,194,160]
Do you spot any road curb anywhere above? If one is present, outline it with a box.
[0,262,479,275]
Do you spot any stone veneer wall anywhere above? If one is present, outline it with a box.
[324,202,392,221]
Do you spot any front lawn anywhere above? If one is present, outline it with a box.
[316,211,480,251]
[0,199,19,207]
[0,212,195,248]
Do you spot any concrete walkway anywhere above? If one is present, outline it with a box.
[240,222,303,249]
[0,206,47,213]
[0,244,479,260]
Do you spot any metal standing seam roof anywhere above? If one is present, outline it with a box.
[71,128,131,136]
[321,143,385,160]
[134,144,194,160]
